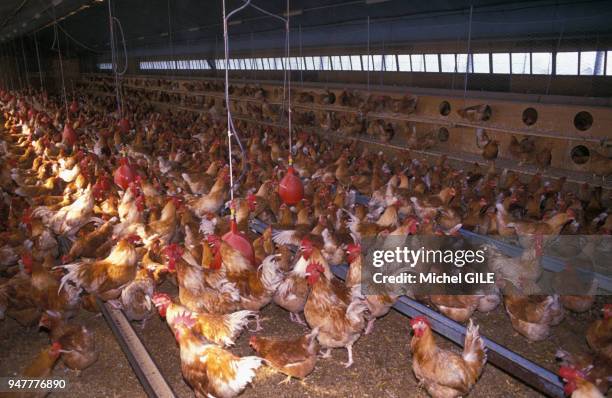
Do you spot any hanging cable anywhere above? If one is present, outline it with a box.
[107,0,122,116]
[463,5,473,102]
[34,32,43,91]
[52,22,69,116]
[222,0,251,209]
[366,16,370,92]
[20,36,29,89]
[286,0,293,163]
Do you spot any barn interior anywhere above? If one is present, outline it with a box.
[0,1,611,397]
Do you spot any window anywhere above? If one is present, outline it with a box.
[361,55,372,71]
[273,58,283,69]
[556,52,578,75]
[511,53,530,74]
[424,54,439,72]
[411,54,424,72]
[472,53,489,73]
[350,55,362,71]
[319,56,331,70]
[608,51,612,76]
[384,55,397,71]
[311,56,321,70]
[372,55,384,71]
[492,53,510,74]
[397,55,411,72]
[440,54,455,72]
[532,52,552,75]
[456,53,469,73]
[340,56,352,71]
[331,56,343,71]
[580,51,604,76]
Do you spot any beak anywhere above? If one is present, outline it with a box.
[145,295,152,311]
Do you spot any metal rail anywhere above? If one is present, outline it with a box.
[98,300,176,398]
[249,218,566,397]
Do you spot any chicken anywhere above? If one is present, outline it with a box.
[143,197,180,247]
[28,253,80,315]
[303,261,367,368]
[173,322,262,398]
[249,329,319,382]
[589,150,612,178]
[505,209,575,241]
[58,236,140,301]
[558,366,606,398]
[409,317,486,398]
[484,239,543,291]
[556,349,611,394]
[153,293,255,347]
[38,310,98,371]
[502,283,564,341]
[32,184,100,237]
[64,217,115,261]
[0,271,40,326]
[115,267,156,323]
[457,104,491,122]
[188,172,229,217]
[345,243,398,333]
[22,342,63,378]
[273,250,313,325]
[482,140,499,161]
[166,244,242,314]
[586,305,612,360]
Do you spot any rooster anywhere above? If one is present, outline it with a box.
[57,236,140,301]
[153,292,255,347]
[303,261,367,368]
[173,321,262,398]
[409,317,486,398]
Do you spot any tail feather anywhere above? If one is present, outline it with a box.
[271,230,298,246]
[462,319,487,377]
[223,310,257,345]
[226,355,262,393]
[258,254,283,293]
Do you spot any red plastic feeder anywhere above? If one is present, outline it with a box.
[113,158,137,190]
[222,219,255,266]
[278,165,304,205]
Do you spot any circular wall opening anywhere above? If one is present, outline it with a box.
[438,127,449,142]
[574,111,593,131]
[571,145,590,164]
[439,101,451,116]
[522,108,538,126]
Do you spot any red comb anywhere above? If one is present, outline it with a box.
[51,341,62,352]
[409,316,430,328]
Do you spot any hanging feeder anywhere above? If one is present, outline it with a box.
[279,164,304,205]
[118,118,130,134]
[69,100,79,114]
[113,157,137,190]
[62,121,77,146]
[222,217,255,266]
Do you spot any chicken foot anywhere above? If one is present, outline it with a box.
[342,344,355,368]
[247,314,263,332]
[289,311,307,326]
[364,317,376,335]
